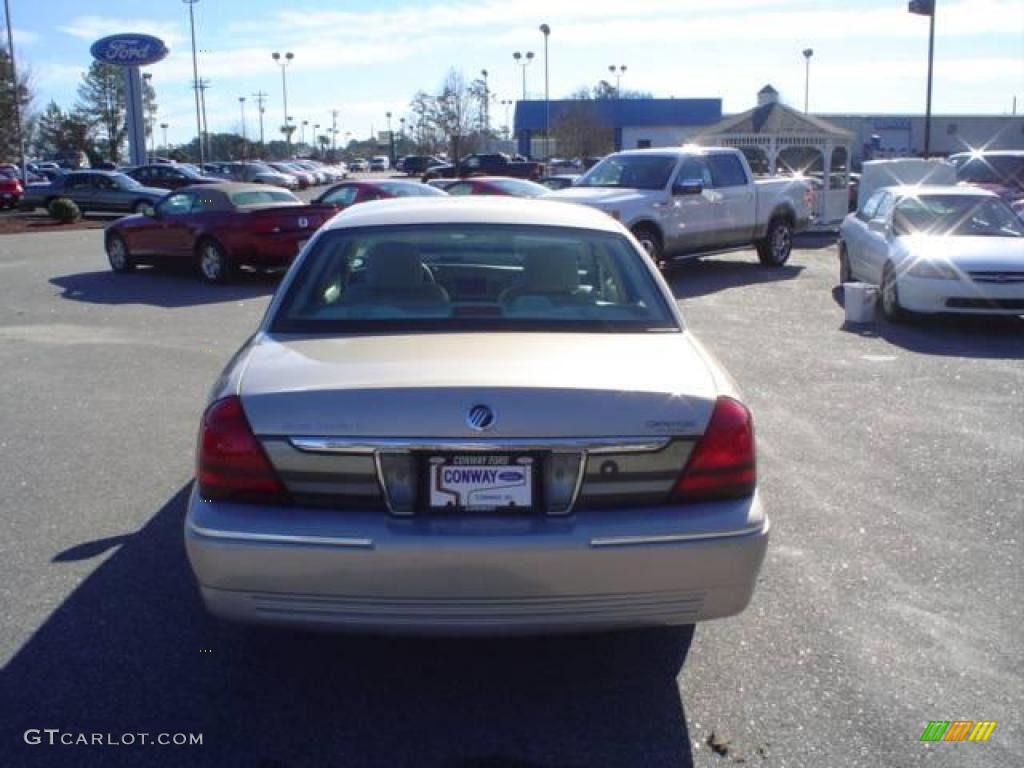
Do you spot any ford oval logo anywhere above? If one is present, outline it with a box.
[90,34,169,67]
[466,404,495,431]
[498,471,522,482]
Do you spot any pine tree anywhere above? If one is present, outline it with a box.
[76,62,155,163]
[0,47,33,162]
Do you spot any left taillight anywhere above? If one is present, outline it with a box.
[670,396,756,503]
[196,396,288,503]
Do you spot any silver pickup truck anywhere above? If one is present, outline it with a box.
[547,147,814,267]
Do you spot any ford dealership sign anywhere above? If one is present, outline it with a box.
[90,34,169,67]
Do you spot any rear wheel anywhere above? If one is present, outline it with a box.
[838,243,853,284]
[880,262,907,322]
[196,238,233,284]
[106,234,134,273]
[631,224,663,267]
[756,217,793,267]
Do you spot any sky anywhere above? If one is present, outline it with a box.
[4,0,1023,146]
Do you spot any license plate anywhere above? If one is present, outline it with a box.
[428,455,534,511]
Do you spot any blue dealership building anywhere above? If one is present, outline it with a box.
[512,98,722,157]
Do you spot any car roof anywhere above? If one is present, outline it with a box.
[323,196,624,232]
[949,150,1024,159]
[611,146,733,157]
[878,184,998,197]
[180,182,287,194]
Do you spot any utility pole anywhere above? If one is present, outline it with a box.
[4,0,27,183]
[331,109,339,157]
[182,0,204,166]
[252,90,267,154]
[198,78,211,161]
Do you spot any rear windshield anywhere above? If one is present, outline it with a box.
[230,189,300,206]
[377,182,447,197]
[270,224,678,334]
[892,195,1024,237]
[490,178,547,197]
[579,155,678,190]
[952,155,1024,188]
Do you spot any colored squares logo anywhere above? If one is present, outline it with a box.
[920,721,996,743]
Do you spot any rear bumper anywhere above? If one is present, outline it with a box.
[238,234,311,267]
[185,487,769,635]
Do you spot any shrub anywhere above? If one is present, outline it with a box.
[48,197,81,224]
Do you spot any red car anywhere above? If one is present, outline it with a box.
[0,170,23,209]
[312,179,446,210]
[442,176,549,198]
[103,182,335,283]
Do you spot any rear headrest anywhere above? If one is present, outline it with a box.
[522,248,580,293]
[366,242,423,289]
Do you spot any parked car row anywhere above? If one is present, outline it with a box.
[199,159,348,190]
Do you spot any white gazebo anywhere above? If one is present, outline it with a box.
[694,85,855,224]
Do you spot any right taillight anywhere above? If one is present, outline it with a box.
[671,396,756,503]
[197,396,288,504]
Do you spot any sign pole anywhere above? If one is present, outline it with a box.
[124,67,147,166]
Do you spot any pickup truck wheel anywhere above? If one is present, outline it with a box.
[838,243,853,284]
[196,239,233,284]
[757,218,793,267]
[106,234,135,273]
[631,225,663,267]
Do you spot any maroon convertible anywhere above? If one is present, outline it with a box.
[103,182,335,283]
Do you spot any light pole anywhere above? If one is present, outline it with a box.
[399,117,406,154]
[182,0,204,165]
[301,119,308,150]
[540,24,550,158]
[909,0,937,155]
[608,65,627,97]
[385,111,394,165]
[512,51,534,100]
[271,51,294,152]
[802,48,813,114]
[160,122,169,151]
[313,123,320,156]
[252,91,267,153]
[501,99,513,139]
[238,96,247,140]
[330,109,339,156]
[142,72,154,163]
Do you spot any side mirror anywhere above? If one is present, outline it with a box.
[867,217,888,234]
[672,178,703,196]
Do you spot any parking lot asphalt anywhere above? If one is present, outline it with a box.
[0,228,1021,768]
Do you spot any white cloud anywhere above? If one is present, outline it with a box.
[59,16,184,47]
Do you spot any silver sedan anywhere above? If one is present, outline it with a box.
[185,197,769,634]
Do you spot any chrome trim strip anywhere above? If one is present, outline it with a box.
[589,523,766,548]
[289,436,672,455]
[189,523,374,549]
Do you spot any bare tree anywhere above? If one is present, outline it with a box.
[435,69,480,164]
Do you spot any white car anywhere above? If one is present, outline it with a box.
[184,197,769,634]
[838,185,1024,320]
